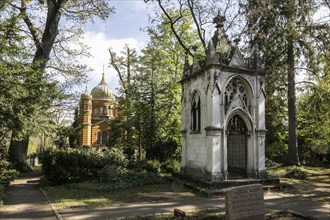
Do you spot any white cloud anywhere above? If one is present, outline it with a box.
[80,31,146,93]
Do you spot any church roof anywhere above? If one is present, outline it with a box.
[91,73,115,101]
[81,86,92,99]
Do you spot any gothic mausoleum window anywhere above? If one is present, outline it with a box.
[191,92,201,132]
[225,78,248,113]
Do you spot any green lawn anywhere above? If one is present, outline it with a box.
[44,166,330,210]
[44,182,196,209]
[267,166,330,204]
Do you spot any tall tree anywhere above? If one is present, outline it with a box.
[247,0,329,165]
[2,0,114,170]
[134,12,197,161]
[145,0,248,57]
[109,45,138,150]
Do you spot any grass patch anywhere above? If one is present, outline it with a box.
[44,182,196,209]
[267,166,330,204]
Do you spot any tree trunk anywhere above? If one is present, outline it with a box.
[8,2,62,171]
[8,133,31,172]
[287,37,300,165]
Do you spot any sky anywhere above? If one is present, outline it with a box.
[79,0,151,94]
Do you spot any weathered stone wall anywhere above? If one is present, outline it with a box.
[225,184,264,220]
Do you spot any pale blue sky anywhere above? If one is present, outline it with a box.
[81,0,151,94]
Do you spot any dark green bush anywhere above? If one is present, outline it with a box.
[98,164,127,183]
[161,159,180,173]
[145,160,161,173]
[266,143,288,164]
[149,139,179,162]
[1,169,19,184]
[41,148,128,185]
[284,166,308,180]
[129,159,161,173]
[70,171,165,191]
[265,158,281,168]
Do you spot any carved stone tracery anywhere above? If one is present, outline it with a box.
[225,78,248,113]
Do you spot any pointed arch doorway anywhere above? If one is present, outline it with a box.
[227,115,248,178]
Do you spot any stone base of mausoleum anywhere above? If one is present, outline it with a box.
[171,170,281,197]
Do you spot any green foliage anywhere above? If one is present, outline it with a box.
[161,159,181,173]
[69,172,165,191]
[41,148,128,185]
[284,166,308,180]
[98,164,127,183]
[0,138,19,185]
[247,0,329,165]
[297,71,330,164]
[145,160,161,173]
[128,159,161,173]
[266,143,288,164]
[149,139,179,163]
[265,158,282,169]
[1,169,19,185]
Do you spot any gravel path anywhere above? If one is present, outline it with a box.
[0,170,57,220]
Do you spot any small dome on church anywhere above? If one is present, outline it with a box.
[91,73,115,100]
[81,86,92,99]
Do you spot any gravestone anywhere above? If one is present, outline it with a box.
[225,184,264,220]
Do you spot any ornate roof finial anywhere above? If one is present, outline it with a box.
[213,10,226,29]
[234,38,240,46]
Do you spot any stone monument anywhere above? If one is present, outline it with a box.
[180,13,267,181]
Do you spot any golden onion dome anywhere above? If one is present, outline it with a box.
[81,86,92,99]
[91,73,115,100]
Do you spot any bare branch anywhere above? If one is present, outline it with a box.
[108,48,127,94]
[19,0,42,50]
[187,0,206,54]
[156,0,193,57]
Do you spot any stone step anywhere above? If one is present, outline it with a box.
[168,173,283,198]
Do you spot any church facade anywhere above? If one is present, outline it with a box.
[79,73,117,150]
[181,14,267,181]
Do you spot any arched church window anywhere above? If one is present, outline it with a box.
[225,78,248,112]
[97,132,101,144]
[191,92,201,132]
[108,106,112,116]
[102,131,107,145]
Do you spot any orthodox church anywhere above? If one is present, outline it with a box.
[79,73,117,150]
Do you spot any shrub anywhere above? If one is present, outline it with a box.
[150,139,179,162]
[284,166,308,180]
[70,171,165,191]
[266,143,288,164]
[161,159,181,173]
[98,164,127,183]
[129,160,161,173]
[265,158,281,168]
[1,169,19,184]
[145,160,161,173]
[41,148,128,185]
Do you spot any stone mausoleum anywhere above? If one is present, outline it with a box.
[79,73,117,150]
[181,14,267,181]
